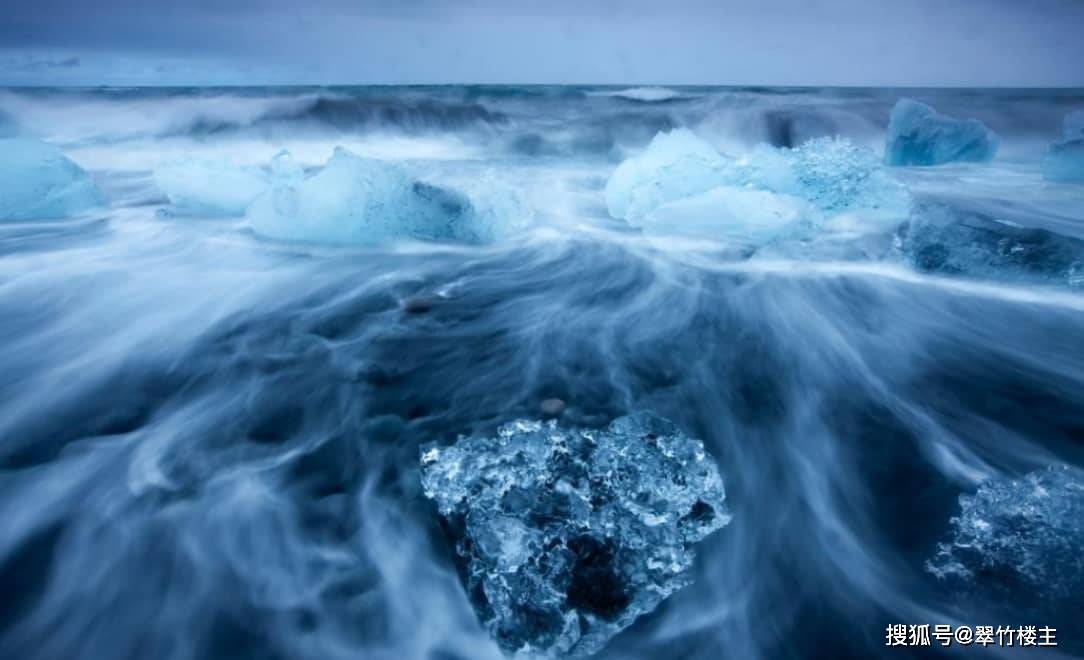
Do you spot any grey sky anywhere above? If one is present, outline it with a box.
[1,0,1082,86]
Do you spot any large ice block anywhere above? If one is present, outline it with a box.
[884,99,999,166]
[247,147,529,245]
[420,413,730,657]
[0,138,104,221]
[900,202,1084,288]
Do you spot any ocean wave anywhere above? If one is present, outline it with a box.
[0,89,509,143]
[590,86,687,103]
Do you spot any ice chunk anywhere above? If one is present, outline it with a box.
[420,413,730,657]
[154,158,269,216]
[247,147,529,245]
[1041,110,1084,183]
[900,202,1084,288]
[884,99,999,166]
[789,137,910,217]
[926,465,1084,610]
[639,186,813,246]
[0,138,104,221]
[604,129,733,220]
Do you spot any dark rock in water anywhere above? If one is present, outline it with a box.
[539,398,566,416]
[419,413,730,657]
[926,466,1084,622]
[899,202,1084,288]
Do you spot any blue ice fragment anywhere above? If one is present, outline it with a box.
[247,147,530,245]
[900,202,1084,288]
[790,136,910,216]
[1041,110,1084,183]
[927,465,1084,607]
[604,128,734,221]
[420,413,730,657]
[884,99,999,166]
[0,138,104,221]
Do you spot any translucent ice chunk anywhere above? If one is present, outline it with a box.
[154,158,269,216]
[0,138,104,221]
[900,202,1084,288]
[926,465,1084,607]
[789,137,910,217]
[247,147,529,245]
[446,172,535,244]
[884,99,999,166]
[1041,110,1084,183]
[604,129,733,220]
[420,413,730,657]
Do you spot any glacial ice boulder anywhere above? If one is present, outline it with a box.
[1041,110,1084,183]
[884,99,999,166]
[154,158,270,216]
[926,465,1084,611]
[247,147,530,245]
[0,138,104,221]
[604,128,733,221]
[420,413,730,657]
[900,202,1084,288]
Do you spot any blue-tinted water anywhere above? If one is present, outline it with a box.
[1,85,1083,659]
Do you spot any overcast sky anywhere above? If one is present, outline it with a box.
[1,0,1082,86]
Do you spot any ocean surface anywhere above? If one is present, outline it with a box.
[1,85,1083,659]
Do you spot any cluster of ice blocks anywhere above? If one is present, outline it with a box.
[604,128,910,245]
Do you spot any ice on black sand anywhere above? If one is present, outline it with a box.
[420,412,730,657]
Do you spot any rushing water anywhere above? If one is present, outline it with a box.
[1,85,1083,659]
